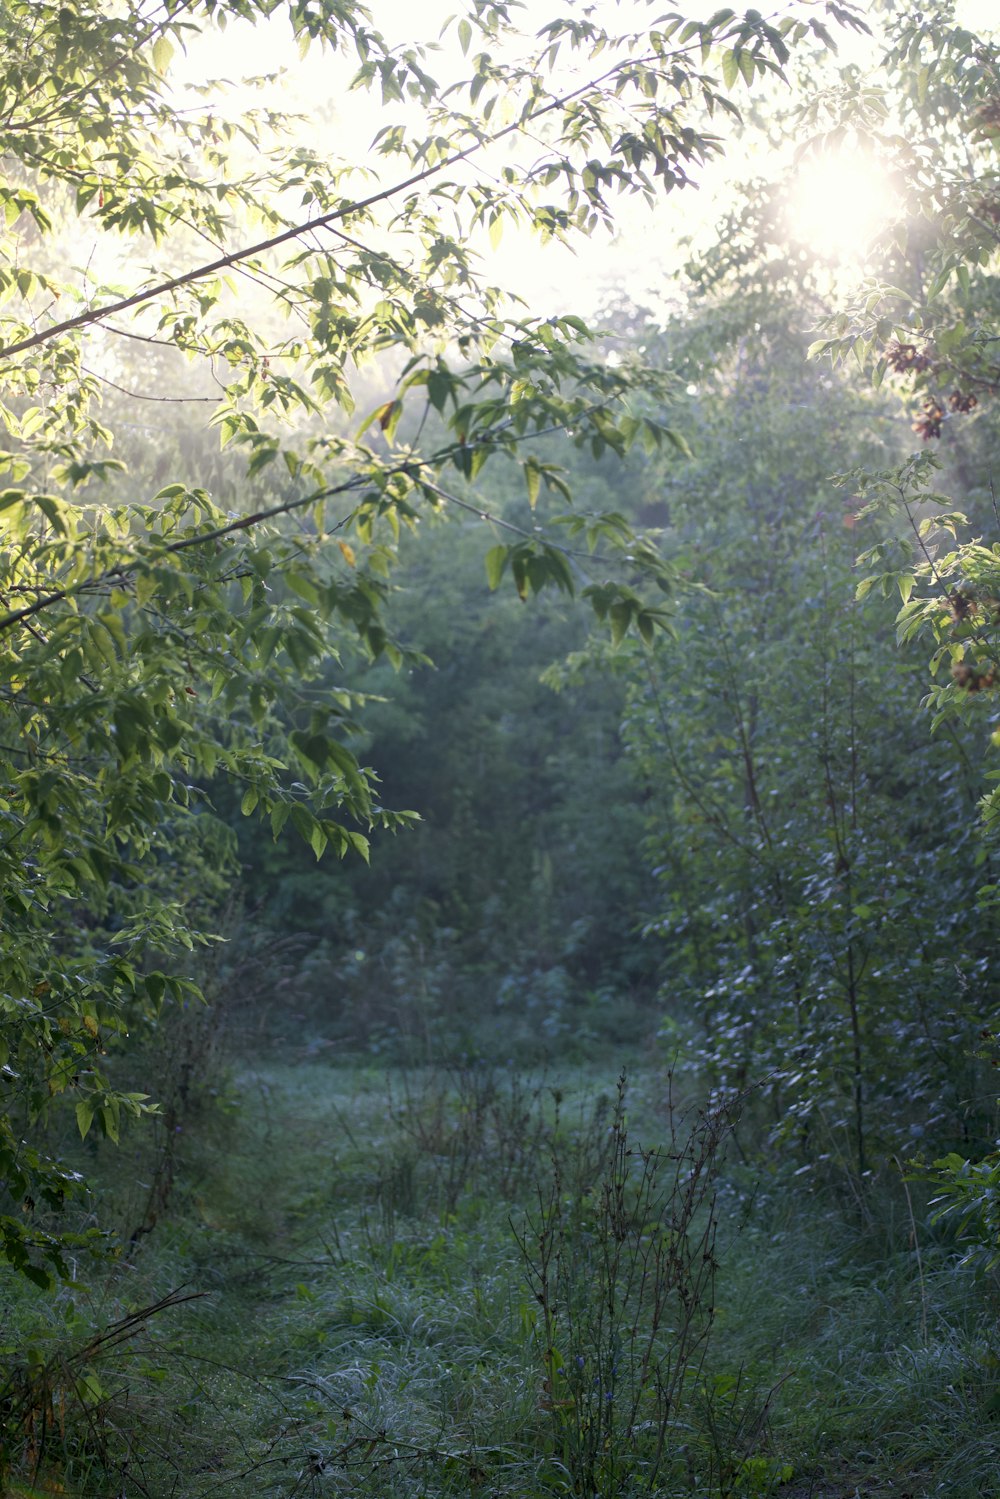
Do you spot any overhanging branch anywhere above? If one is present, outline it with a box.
[0,47,665,364]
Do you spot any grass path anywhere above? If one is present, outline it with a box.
[4,1058,1000,1496]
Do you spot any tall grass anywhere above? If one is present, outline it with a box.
[3,1059,1000,1498]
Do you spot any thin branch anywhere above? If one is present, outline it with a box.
[0,477,358,635]
[413,470,602,569]
[80,364,217,403]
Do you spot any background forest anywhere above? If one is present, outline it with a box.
[3,0,1000,1495]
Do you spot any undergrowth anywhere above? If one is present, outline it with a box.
[3,1060,1000,1498]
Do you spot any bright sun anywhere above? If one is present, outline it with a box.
[788,149,898,261]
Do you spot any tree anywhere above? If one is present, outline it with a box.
[618,291,993,1182]
[804,0,1000,824]
[794,0,1000,1228]
[0,0,869,1283]
[603,0,1000,1185]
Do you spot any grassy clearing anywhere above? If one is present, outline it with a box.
[3,1059,1000,1498]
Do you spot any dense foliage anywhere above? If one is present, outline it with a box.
[5,0,1000,1494]
[0,0,867,1285]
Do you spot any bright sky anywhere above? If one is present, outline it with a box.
[173,0,999,319]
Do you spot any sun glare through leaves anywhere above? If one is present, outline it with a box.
[788,147,898,261]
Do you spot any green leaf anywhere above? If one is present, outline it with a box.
[145,972,166,1006]
[609,600,632,646]
[524,457,541,510]
[427,369,451,412]
[75,1101,95,1141]
[347,829,371,863]
[151,35,174,73]
[485,544,508,590]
